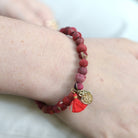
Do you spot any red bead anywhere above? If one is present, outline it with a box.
[35,101,45,109]
[68,92,74,100]
[68,27,77,35]
[76,83,84,90]
[63,96,72,106]
[75,73,86,83]
[46,106,53,111]
[57,101,62,106]
[60,104,67,111]
[78,67,87,75]
[49,110,54,114]
[77,44,87,53]
[57,101,67,111]
[42,105,53,113]
[73,32,81,40]
[59,28,65,33]
[53,106,60,113]
[79,59,88,67]
[75,37,84,45]
[79,51,88,59]
[63,27,70,34]
[42,106,47,113]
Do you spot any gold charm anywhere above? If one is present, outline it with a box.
[71,88,93,105]
[81,91,93,104]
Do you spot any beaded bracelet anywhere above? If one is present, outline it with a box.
[35,27,93,114]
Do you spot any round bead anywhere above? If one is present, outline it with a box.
[75,73,86,83]
[53,105,60,113]
[79,59,88,67]
[57,101,67,111]
[60,104,67,111]
[49,110,54,114]
[63,26,70,34]
[77,44,87,53]
[46,106,53,111]
[59,28,65,33]
[35,101,45,109]
[68,92,74,100]
[76,37,84,45]
[68,27,77,35]
[73,32,81,40]
[63,96,72,106]
[42,106,48,113]
[76,83,84,90]
[42,105,53,113]
[78,67,87,75]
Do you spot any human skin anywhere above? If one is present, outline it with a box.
[0,0,56,28]
[0,16,138,138]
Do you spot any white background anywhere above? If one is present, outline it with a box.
[43,0,138,41]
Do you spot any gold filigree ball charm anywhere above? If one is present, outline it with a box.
[81,91,93,104]
[71,88,93,105]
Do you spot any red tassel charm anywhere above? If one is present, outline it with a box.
[71,93,87,113]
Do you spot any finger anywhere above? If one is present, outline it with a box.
[38,4,58,30]
[26,0,58,29]
[7,1,43,26]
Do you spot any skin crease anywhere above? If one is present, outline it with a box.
[0,16,137,138]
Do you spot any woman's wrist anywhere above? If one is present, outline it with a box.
[0,16,78,104]
[29,28,78,104]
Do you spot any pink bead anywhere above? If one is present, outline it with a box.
[76,83,84,90]
[78,67,87,75]
[75,73,86,83]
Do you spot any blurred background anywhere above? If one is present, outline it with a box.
[42,0,138,41]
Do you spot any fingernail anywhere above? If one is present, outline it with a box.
[44,20,58,30]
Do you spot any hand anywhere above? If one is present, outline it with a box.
[55,38,138,138]
[0,16,138,138]
[0,0,57,29]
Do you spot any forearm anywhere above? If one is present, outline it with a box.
[0,16,77,103]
